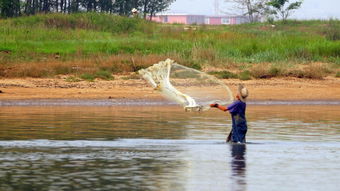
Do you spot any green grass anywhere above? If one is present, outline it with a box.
[95,70,114,80]
[80,73,96,82]
[239,70,252,81]
[0,13,339,78]
[79,70,114,81]
[65,76,81,82]
[208,71,238,79]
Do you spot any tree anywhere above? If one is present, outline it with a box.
[69,0,81,13]
[141,0,175,20]
[96,0,115,13]
[224,0,269,23]
[267,0,303,23]
[0,0,21,18]
[0,0,176,18]
[112,0,140,16]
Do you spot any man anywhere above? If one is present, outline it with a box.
[210,84,249,143]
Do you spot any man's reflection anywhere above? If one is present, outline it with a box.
[230,143,246,191]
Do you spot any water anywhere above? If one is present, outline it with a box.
[0,104,339,191]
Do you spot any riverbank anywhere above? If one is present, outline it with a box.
[1,14,339,80]
[0,77,339,101]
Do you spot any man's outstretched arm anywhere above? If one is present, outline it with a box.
[210,103,228,112]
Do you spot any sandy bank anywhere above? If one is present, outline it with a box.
[0,76,340,101]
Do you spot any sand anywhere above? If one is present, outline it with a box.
[0,76,340,101]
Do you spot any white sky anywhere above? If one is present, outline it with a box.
[167,0,340,19]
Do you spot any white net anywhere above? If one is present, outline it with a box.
[138,59,233,111]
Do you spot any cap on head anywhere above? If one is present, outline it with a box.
[238,84,248,102]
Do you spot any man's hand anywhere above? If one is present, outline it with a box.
[210,103,228,111]
[210,103,219,108]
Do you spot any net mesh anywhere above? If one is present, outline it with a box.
[138,59,233,111]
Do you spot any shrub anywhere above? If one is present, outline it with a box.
[65,76,81,82]
[239,70,251,80]
[250,63,284,79]
[250,64,270,79]
[269,67,281,76]
[285,69,305,78]
[80,73,95,81]
[208,71,238,79]
[285,64,326,79]
[54,65,72,75]
[267,17,275,25]
[324,19,340,41]
[303,64,328,79]
[95,70,113,80]
[191,46,216,61]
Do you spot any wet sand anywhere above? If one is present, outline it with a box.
[0,76,340,101]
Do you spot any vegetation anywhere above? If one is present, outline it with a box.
[267,0,303,23]
[336,72,340,78]
[224,0,269,23]
[0,0,174,18]
[239,70,252,81]
[224,0,303,23]
[208,71,238,79]
[0,13,339,80]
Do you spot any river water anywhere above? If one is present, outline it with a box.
[0,103,339,191]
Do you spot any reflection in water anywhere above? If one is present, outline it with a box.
[230,144,247,191]
[0,145,186,191]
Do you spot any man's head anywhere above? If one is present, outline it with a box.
[237,84,248,102]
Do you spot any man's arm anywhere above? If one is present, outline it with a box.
[210,103,228,112]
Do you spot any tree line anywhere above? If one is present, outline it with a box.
[0,0,175,18]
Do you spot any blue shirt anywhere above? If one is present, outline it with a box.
[227,100,247,143]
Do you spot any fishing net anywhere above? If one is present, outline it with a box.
[138,59,233,111]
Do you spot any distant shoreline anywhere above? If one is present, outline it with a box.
[1,77,340,104]
[1,98,340,107]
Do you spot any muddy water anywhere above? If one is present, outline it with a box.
[0,105,339,191]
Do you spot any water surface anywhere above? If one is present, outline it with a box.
[0,105,339,191]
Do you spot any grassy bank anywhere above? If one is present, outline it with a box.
[0,13,339,79]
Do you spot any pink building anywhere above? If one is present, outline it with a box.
[152,14,249,25]
[152,14,205,25]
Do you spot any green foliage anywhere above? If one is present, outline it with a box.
[250,64,286,79]
[1,0,175,18]
[0,0,20,18]
[269,67,281,76]
[267,0,303,23]
[239,70,251,80]
[9,13,153,34]
[80,73,96,82]
[1,14,339,65]
[208,71,238,79]
[0,14,339,79]
[95,70,114,80]
[267,17,275,24]
[65,76,81,82]
[80,70,114,81]
[324,19,340,41]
